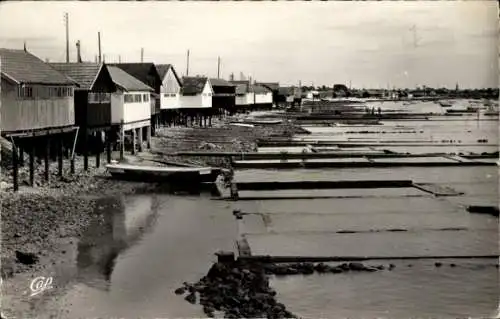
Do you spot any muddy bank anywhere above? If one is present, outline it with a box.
[153,122,308,169]
[1,156,159,287]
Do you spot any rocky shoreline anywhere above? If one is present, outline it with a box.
[175,259,398,319]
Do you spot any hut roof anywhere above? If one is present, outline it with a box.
[49,62,106,90]
[107,66,153,92]
[0,48,76,86]
[181,76,209,95]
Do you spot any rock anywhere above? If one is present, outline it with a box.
[174,287,186,295]
[184,292,197,304]
[434,262,442,268]
[348,262,366,271]
[449,263,456,268]
[339,263,350,271]
[388,264,396,270]
[15,250,38,265]
[314,262,330,273]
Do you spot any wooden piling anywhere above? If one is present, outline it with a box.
[12,143,19,192]
[29,143,35,186]
[131,128,136,155]
[106,130,112,163]
[146,125,151,149]
[44,134,50,182]
[18,143,24,167]
[93,131,100,168]
[138,127,143,152]
[119,120,125,161]
[57,136,63,177]
[83,129,89,171]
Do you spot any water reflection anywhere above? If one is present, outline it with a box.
[76,195,160,290]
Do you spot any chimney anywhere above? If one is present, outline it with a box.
[76,40,82,63]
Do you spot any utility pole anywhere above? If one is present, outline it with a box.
[98,32,102,63]
[186,49,190,76]
[64,13,69,62]
[119,55,121,63]
[217,56,220,79]
[23,41,27,52]
[141,48,144,63]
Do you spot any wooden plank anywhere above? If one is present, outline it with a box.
[232,160,496,169]
[412,183,464,196]
[235,180,414,191]
[238,255,500,263]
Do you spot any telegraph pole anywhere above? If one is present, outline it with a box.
[141,48,144,63]
[98,32,102,63]
[64,13,69,62]
[217,56,220,79]
[186,49,190,76]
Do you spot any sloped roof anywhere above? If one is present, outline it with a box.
[109,63,160,86]
[0,48,75,85]
[210,78,235,88]
[107,66,153,92]
[49,62,104,90]
[234,83,248,95]
[278,86,295,95]
[156,63,182,87]
[256,82,279,91]
[155,64,171,79]
[252,84,271,94]
[181,76,209,95]
[230,80,250,94]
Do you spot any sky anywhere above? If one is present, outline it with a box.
[0,1,498,89]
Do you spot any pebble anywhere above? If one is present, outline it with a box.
[174,287,186,295]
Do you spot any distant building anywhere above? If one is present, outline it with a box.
[156,64,182,110]
[231,80,254,111]
[252,84,273,110]
[179,76,213,109]
[255,82,279,106]
[210,78,236,115]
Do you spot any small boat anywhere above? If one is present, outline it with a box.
[106,163,221,184]
[438,101,453,108]
[242,119,283,125]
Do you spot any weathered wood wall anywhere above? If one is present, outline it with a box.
[1,79,75,132]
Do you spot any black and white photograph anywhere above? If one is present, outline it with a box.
[0,1,498,318]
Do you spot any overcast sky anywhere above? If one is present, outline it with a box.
[0,1,497,89]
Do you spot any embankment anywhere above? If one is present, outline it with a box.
[152,122,308,168]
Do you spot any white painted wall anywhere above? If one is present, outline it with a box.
[255,92,273,104]
[160,68,181,109]
[111,92,124,124]
[236,92,255,106]
[179,80,213,109]
[111,90,151,124]
[1,79,75,132]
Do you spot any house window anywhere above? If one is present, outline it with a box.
[24,86,33,98]
[134,94,142,103]
[124,94,134,103]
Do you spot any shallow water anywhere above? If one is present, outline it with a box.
[33,194,238,318]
